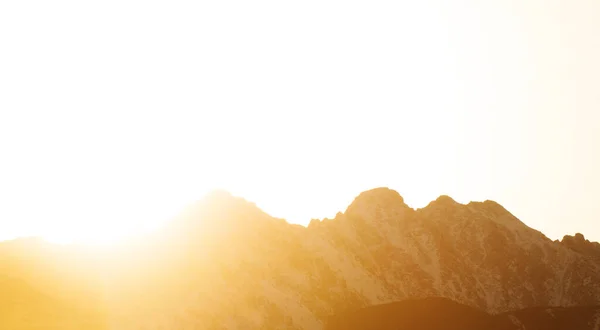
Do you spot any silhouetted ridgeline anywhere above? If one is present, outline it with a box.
[1,187,599,329]
[560,233,600,259]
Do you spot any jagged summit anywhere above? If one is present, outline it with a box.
[2,187,600,329]
[177,188,525,232]
[425,195,459,208]
[346,187,407,210]
[435,195,457,203]
[561,233,600,258]
[354,187,405,202]
[343,187,412,222]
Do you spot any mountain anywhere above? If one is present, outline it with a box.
[560,233,600,259]
[1,187,599,329]
[325,297,600,330]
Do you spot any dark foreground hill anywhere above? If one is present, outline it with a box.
[326,297,600,330]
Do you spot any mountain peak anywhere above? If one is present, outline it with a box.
[3,188,600,329]
[436,194,456,202]
[345,187,410,220]
[168,190,271,241]
[561,233,600,258]
[428,195,459,207]
[351,187,405,203]
[203,189,235,201]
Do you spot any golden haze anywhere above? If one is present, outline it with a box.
[1,0,600,244]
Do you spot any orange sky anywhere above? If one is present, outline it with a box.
[0,0,599,244]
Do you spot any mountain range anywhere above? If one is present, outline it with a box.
[1,187,599,329]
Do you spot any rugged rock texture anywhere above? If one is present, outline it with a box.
[101,188,600,329]
[325,297,600,330]
[560,233,600,259]
[1,187,599,329]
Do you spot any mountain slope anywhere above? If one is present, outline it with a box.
[0,239,108,329]
[325,297,600,330]
[1,188,599,329]
[98,188,600,329]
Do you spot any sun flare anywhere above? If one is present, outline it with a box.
[1,0,600,244]
[1,0,600,329]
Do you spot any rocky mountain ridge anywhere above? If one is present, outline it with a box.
[1,187,599,329]
[560,233,600,259]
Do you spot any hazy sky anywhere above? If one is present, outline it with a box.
[1,0,599,244]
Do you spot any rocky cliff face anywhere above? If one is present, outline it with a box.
[99,188,600,329]
[560,233,600,259]
[1,187,599,329]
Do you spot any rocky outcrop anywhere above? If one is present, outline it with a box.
[560,233,600,259]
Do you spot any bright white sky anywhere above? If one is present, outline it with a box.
[1,0,599,244]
